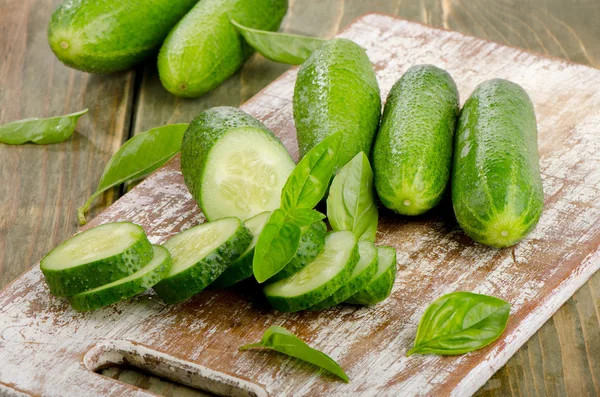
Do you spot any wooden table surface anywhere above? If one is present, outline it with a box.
[1,1,599,396]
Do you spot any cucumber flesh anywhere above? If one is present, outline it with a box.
[347,246,397,305]
[41,222,153,297]
[68,245,172,312]
[264,231,358,312]
[153,217,252,303]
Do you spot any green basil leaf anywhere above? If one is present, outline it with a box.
[0,109,88,145]
[231,20,326,65]
[77,123,188,225]
[286,208,326,229]
[281,132,342,211]
[252,209,302,283]
[327,152,378,242]
[240,326,349,382]
[407,292,511,356]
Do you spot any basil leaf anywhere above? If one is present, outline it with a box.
[407,292,511,356]
[77,123,188,225]
[252,208,302,283]
[240,326,349,382]
[0,109,88,145]
[281,132,342,211]
[286,208,326,229]
[231,20,326,65]
[327,152,378,242]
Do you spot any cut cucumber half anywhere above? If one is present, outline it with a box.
[211,211,271,288]
[263,231,358,312]
[68,245,172,312]
[153,217,252,303]
[346,246,397,305]
[41,222,153,297]
[310,241,379,310]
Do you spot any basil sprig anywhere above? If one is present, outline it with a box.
[0,109,88,145]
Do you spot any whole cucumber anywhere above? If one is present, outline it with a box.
[158,0,288,98]
[452,79,544,248]
[48,0,199,73]
[373,65,459,215]
[293,38,381,170]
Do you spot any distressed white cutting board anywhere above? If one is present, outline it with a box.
[1,13,599,397]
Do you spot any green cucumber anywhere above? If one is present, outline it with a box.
[211,211,271,288]
[48,0,198,73]
[373,65,459,215]
[452,79,544,248]
[68,245,172,312]
[264,231,358,312]
[346,246,396,305]
[41,222,153,297]
[310,241,378,310]
[153,217,252,303]
[181,107,296,222]
[158,0,287,97]
[293,38,381,170]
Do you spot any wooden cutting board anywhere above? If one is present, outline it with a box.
[1,13,599,397]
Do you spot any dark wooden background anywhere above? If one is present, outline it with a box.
[1,0,599,395]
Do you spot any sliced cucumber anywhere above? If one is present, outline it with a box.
[310,241,378,310]
[153,218,252,303]
[211,211,271,288]
[346,246,397,305]
[68,245,172,312]
[41,222,153,297]
[263,231,358,312]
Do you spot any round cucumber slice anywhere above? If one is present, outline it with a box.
[153,217,252,304]
[346,246,397,305]
[211,211,271,288]
[68,245,172,312]
[310,241,379,310]
[263,231,358,312]
[41,222,153,297]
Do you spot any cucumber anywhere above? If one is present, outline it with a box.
[68,245,172,312]
[41,222,153,297]
[263,231,358,312]
[310,241,378,310]
[48,0,198,73]
[293,38,381,170]
[452,79,544,248]
[158,0,287,97]
[211,211,271,288]
[181,107,296,222]
[153,217,252,303]
[346,246,397,305]
[373,65,459,216]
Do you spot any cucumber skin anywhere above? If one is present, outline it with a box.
[153,219,252,304]
[373,65,459,216]
[158,0,287,97]
[452,79,544,248]
[41,223,153,297]
[68,246,172,312]
[181,107,293,222]
[48,0,198,73]
[347,246,397,305]
[293,38,381,170]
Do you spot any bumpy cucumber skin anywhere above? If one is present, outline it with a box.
[210,248,255,289]
[153,219,252,304]
[373,65,459,216]
[452,79,544,248]
[293,38,381,170]
[158,0,287,97]
[347,246,397,305]
[68,246,172,312]
[41,222,153,297]
[48,0,198,73]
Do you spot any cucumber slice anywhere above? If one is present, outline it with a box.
[263,231,358,312]
[310,241,379,310]
[40,222,153,297]
[68,245,172,312]
[346,246,397,305]
[153,218,252,303]
[211,211,271,288]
